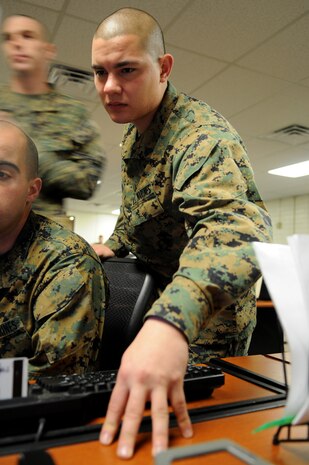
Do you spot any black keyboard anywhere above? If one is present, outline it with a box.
[0,364,224,438]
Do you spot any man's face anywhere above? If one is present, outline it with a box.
[1,16,51,74]
[0,125,40,238]
[92,34,166,133]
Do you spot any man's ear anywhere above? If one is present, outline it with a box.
[159,54,174,83]
[45,42,57,62]
[27,177,42,203]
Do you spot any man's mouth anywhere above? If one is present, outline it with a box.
[107,102,126,107]
[12,54,29,61]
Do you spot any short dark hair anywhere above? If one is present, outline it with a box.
[2,14,51,42]
[0,120,39,179]
[94,7,166,59]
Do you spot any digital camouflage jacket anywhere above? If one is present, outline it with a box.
[0,212,107,377]
[0,85,105,216]
[105,82,272,362]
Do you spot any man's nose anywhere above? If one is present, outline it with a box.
[10,35,22,48]
[104,74,121,94]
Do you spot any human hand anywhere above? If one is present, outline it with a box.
[91,243,115,258]
[99,318,193,459]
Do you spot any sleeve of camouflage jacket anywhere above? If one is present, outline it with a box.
[28,252,107,377]
[145,138,272,344]
[39,113,105,201]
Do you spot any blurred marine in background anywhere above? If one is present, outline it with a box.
[0,14,105,223]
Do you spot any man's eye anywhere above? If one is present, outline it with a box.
[122,68,135,74]
[1,33,10,42]
[0,172,9,180]
[94,69,107,77]
[23,33,35,39]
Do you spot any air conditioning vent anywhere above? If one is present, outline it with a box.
[263,124,309,145]
[48,64,96,101]
[274,124,309,136]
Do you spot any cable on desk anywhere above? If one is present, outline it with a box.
[35,418,46,442]
[18,418,55,465]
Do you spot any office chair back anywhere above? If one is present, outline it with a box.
[248,280,284,355]
[99,257,158,370]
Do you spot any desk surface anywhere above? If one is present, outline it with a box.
[0,355,307,465]
[257,300,274,308]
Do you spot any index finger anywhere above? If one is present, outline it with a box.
[150,386,170,456]
[99,380,129,446]
[115,384,147,459]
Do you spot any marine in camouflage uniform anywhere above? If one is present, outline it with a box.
[0,211,107,378]
[0,84,105,217]
[105,82,272,363]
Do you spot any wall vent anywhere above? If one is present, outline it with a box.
[275,124,309,136]
[263,124,309,146]
[48,64,96,101]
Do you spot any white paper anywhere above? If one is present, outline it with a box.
[253,235,309,425]
[0,357,28,400]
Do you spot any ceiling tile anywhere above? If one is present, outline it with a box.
[245,137,291,162]
[300,77,309,87]
[230,84,309,138]
[167,45,226,95]
[256,171,309,201]
[238,14,309,82]
[259,144,309,170]
[16,0,66,10]
[164,0,309,62]
[192,65,290,118]
[65,0,190,28]
[53,16,96,71]
[1,0,59,33]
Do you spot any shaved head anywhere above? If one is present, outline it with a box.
[94,7,165,60]
[0,120,38,179]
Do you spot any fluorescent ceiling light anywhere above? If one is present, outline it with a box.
[268,160,309,178]
[111,209,120,215]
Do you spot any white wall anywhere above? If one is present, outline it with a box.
[266,194,309,244]
[66,210,118,245]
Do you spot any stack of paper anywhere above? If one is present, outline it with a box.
[253,235,309,426]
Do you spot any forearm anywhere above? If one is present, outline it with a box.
[146,204,270,340]
[39,149,105,200]
[146,143,272,342]
[145,276,210,343]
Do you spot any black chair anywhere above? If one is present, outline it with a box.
[248,280,284,355]
[99,257,158,370]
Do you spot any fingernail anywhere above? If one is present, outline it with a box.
[117,445,132,459]
[100,431,112,445]
[153,445,165,456]
[183,427,193,438]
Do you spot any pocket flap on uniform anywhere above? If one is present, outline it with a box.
[173,138,218,191]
